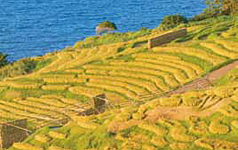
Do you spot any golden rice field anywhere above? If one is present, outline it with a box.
[10,81,238,150]
[5,17,238,149]
[2,26,238,128]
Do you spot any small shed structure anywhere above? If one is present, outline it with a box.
[0,119,28,149]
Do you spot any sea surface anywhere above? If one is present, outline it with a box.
[0,0,206,61]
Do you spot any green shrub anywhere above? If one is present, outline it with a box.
[190,13,215,22]
[96,21,117,35]
[190,0,238,22]
[205,0,238,16]
[74,29,151,49]
[98,21,117,30]
[159,14,188,30]
[0,58,37,80]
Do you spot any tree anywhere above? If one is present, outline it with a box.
[205,0,238,15]
[0,53,8,68]
[159,14,188,30]
[221,0,238,15]
[96,21,117,35]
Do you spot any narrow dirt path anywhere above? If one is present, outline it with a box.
[146,61,238,121]
[165,61,238,97]
[206,61,238,82]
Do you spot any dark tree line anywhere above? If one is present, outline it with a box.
[205,0,238,16]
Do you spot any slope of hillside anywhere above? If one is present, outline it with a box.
[3,15,238,150]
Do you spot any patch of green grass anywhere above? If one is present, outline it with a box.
[73,29,152,49]
[208,59,237,73]
[192,43,229,59]
[204,112,238,142]
[34,57,54,72]
[63,91,89,103]
[157,52,213,72]
[114,54,135,62]
[213,68,238,86]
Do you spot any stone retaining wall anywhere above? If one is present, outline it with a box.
[148,28,187,49]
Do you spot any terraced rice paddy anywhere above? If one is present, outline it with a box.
[4,16,238,150]
[11,81,238,150]
[2,26,238,128]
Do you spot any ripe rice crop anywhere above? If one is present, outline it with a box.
[121,141,141,150]
[159,97,182,107]
[182,92,204,106]
[170,143,190,150]
[135,58,197,79]
[69,86,129,104]
[85,69,110,75]
[0,105,47,125]
[26,97,66,108]
[189,121,209,135]
[140,99,160,110]
[84,63,183,86]
[141,145,157,150]
[214,40,238,53]
[170,125,197,142]
[48,131,67,139]
[69,86,106,97]
[35,134,51,143]
[60,98,80,105]
[231,120,238,128]
[5,82,41,89]
[86,82,138,100]
[42,85,71,91]
[88,78,148,95]
[214,87,234,98]
[117,69,172,89]
[208,120,230,134]
[200,42,238,59]
[163,74,180,87]
[194,138,238,150]
[150,137,167,148]
[0,100,63,123]
[108,119,140,132]
[81,74,159,92]
[133,53,182,61]
[153,46,226,65]
[13,143,43,150]
[43,77,85,84]
[138,122,168,137]
[0,109,21,120]
[58,44,119,70]
[134,53,203,74]
[115,133,127,141]
[109,70,169,92]
[4,91,22,99]
[65,69,84,74]
[231,95,238,103]
[39,53,73,73]
[41,95,64,99]
[48,146,71,150]
[15,98,70,118]
[110,61,188,84]
[219,105,238,118]
[71,115,99,129]
[41,74,77,78]
[81,75,152,95]
[130,132,150,142]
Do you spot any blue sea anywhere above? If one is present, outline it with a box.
[0,0,206,61]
